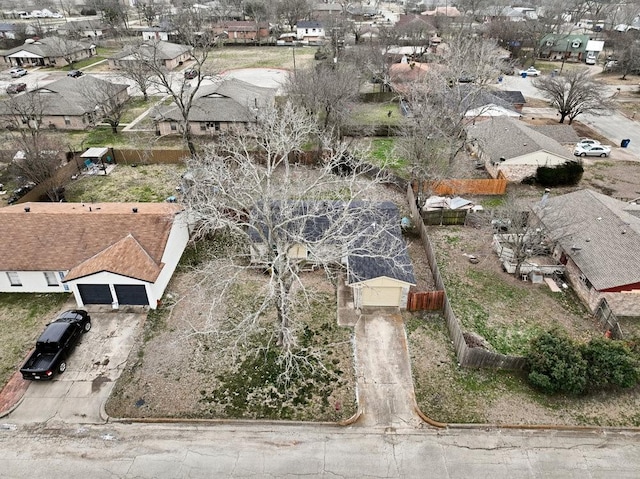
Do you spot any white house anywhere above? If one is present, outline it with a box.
[0,202,189,310]
[296,20,325,44]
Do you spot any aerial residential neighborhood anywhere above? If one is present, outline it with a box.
[1,0,640,476]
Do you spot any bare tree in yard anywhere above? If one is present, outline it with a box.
[0,95,66,202]
[286,61,363,140]
[533,69,614,124]
[613,32,640,80]
[80,77,130,134]
[276,0,311,29]
[45,37,86,70]
[136,15,219,155]
[180,102,411,374]
[117,56,154,101]
[397,34,507,178]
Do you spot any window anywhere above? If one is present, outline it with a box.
[64,116,71,125]
[6,272,21,286]
[205,122,220,131]
[170,123,177,131]
[58,272,69,291]
[200,123,206,131]
[44,272,58,286]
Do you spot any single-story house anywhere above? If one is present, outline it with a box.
[154,78,277,136]
[140,22,177,42]
[0,23,18,39]
[467,116,574,181]
[490,90,526,112]
[212,21,270,44]
[248,201,416,309]
[0,75,129,130]
[536,189,640,317]
[462,89,525,118]
[296,20,325,44]
[57,20,110,38]
[0,37,96,67]
[539,33,591,62]
[108,40,192,70]
[0,202,189,310]
[421,6,461,17]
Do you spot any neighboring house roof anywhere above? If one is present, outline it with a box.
[313,3,342,13]
[490,90,526,106]
[586,40,605,52]
[396,14,436,31]
[467,117,572,162]
[248,201,415,284]
[540,34,590,53]
[58,20,108,31]
[538,189,640,290]
[529,124,580,144]
[0,75,128,117]
[0,202,183,282]
[422,6,461,16]
[1,36,92,59]
[297,21,323,29]
[0,23,17,32]
[110,40,191,62]
[156,78,276,123]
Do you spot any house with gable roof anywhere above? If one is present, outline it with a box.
[0,202,189,309]
[467,117,573,181]
[0,36,96,67]
[0,75,129,130]
[108,40,192,70]
[535,189,640,317]
[248,201,416,309]
[154,78,277,136]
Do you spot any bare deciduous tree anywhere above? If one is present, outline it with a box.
[286,61,363,138]
[180,102,411,374]
[0,94,66,201]
[80,77,130,134]
[533,69,614,124]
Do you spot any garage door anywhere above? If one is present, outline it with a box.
[361,286,402,307]
[78,284,113,304]
[114,285,149,305]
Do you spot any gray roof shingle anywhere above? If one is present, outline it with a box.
[539,189,640,290]
[467,116,572,162]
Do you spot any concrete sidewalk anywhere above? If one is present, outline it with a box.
[353,312,423,429]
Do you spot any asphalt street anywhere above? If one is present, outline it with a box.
[1,422,639,478]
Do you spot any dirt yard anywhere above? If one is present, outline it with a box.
[408,222,640,426]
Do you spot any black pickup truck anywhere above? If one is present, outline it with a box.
[20,310,91,380]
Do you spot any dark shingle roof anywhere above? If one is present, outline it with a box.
[490,90,526,105]
[538,189,640,290]
[248,201,415,284]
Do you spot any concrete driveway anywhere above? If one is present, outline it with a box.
[353,312,423,428]
[5,311,143,425]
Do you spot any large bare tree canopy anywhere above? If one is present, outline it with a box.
[180,103,413,375]
[532,69,614,124]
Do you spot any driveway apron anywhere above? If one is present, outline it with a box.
[353,312,422,428]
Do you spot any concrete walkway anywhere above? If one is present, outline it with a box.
[353,312,423,428]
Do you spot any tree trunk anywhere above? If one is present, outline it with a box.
[558,113,567,123]
[111,123,118,134]
[275,271,295,352]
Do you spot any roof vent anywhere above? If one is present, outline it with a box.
[132,207,138,213]
[24,206,30,213]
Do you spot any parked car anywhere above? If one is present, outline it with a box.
[6,83,27,94]
[574,145,611,157]
[576,138,601,148]
[20,310,91,380]
[184,69,198,79]
[10,67,28,78]
[67,70,83,77]
[519,66,541,77]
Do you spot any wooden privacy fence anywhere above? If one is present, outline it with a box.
[113,148,190,165]
[407,290,445,311]
[421,209,467,226]
[413,176,507,196]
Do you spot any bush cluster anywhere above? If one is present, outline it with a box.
[526,330,640,395]
[534,161,584,187]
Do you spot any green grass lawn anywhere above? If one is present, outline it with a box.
[348,102,401,126]
[120,96,163,124]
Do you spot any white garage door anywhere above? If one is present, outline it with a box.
[361,286,402,307]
